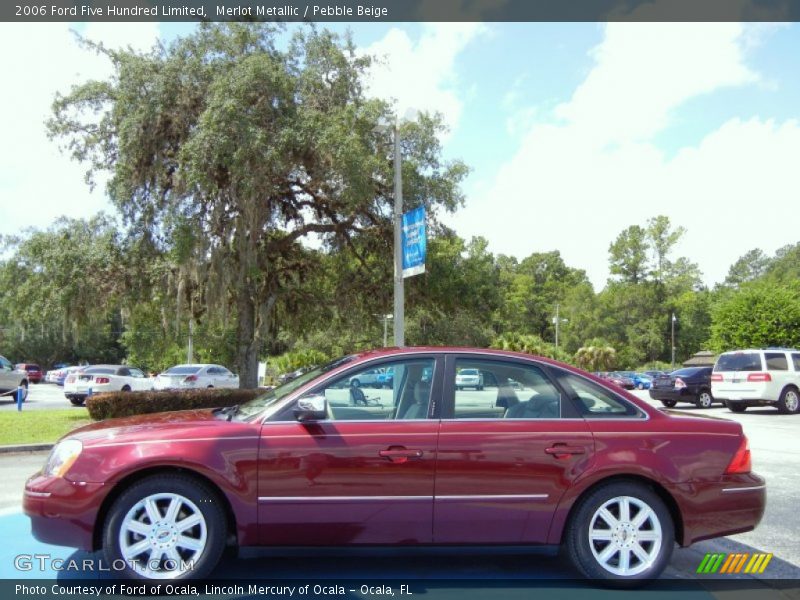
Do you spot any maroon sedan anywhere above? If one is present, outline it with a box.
[16,363,43,384]
[24,348,765,584]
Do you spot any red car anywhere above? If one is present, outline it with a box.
[15,363,43,384]
[24,347,765,584]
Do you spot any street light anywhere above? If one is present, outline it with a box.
[552,303,568,351]
[375,313,393,347]
[671,313,677,369]
[375,109,418,348]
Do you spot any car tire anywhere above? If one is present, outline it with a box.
[122,385,132,392]
[477,385,484,391]
[726,401,747,413]
[207,385,214,389]
[660,400,677,408]
[103,474,227,580]
[69,398,85,406]
[19,382,28,402]
[695,390,713,409]
[564,481,674,586]
[777,387,800,415]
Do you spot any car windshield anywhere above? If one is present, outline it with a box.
[234,355,358,420]
[164,366,203,375]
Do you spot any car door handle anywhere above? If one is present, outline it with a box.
[545,445,586,456]
[379,447,424,463]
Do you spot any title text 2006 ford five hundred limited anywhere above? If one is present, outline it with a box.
[24,348,765,584]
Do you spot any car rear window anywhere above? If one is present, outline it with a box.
[714,353,762,372]
[765,353,789,371]
[670,368,704,377]
[459,369,479,375]
[85,367,115,375]
[164,366,202,375]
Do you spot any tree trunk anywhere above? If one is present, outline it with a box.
[236,294,261,389]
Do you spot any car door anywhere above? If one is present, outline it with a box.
[256,355,442,545]
[433,354,594,544]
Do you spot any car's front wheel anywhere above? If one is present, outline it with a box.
[103,474,227,580]
[564,481,674,585]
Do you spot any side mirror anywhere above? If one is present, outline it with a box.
[294,394,328,422]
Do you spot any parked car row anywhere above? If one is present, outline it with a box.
[595,371,660,390]
[59,363,240,406]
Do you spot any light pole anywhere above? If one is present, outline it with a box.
[552,303,568,351]
[671,313,677,369]
[376,113,414,348]
[375,313,393,347]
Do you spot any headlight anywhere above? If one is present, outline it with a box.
[44,439,83,478]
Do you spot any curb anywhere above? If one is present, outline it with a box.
[0,443,53,454]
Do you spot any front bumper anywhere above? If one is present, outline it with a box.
[23,472,108,551]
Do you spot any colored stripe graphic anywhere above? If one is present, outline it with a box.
[698,553,773,575]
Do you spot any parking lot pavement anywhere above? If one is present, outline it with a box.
[2,391,799,585]
[0,382,75,412]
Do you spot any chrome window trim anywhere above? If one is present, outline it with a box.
[257,493,549,503]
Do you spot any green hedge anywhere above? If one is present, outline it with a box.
[85,388,264,421]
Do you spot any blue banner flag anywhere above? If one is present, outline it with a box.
[401,206,426,278]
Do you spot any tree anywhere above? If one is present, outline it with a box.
[608,225,649,284]
[723,248,771,287]
[48,24,467,387]
[574,340,617,371]
[647,215,685,284]
[709,282,800,352]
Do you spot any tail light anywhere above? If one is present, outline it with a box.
[725,436,752,474]
[94,377,110,384]
[184,375,198,383]
[674,377,686,389]
[710,374,723,382]
[747,372,772,382]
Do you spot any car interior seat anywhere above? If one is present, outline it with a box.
[401,379,431,419]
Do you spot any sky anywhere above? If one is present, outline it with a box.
[1,21,799,290]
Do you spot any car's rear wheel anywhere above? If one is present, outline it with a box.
[660,400,677,408]
[121,385,132,392]
[726,401,747,413]
[777,387,800,414]
[565,481,674,585]
[103,474,227,580]
[68,398,84,406]
[695,390,713,409]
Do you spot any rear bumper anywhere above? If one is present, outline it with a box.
[672,473,766,546]
[23,472,108,551]
[649,388,694,402]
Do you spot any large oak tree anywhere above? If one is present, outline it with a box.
[49,24,466,387]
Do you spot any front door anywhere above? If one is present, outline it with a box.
[257,356,441,545]
[434,355,594,544]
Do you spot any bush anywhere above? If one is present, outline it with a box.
[85,388,263,421]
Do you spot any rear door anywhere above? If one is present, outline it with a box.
[433,354,594,544]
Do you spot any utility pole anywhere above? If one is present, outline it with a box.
[552,303,568,351]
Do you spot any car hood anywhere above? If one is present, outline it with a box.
[63,409,240,446]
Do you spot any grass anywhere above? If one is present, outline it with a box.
[0,409,92,446]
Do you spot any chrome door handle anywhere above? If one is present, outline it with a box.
[545,445,586,456]
[379,448,424,463]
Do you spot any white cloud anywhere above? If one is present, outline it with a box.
[0,23,159,236]
[361,23,486,132]
[447,23,796,289]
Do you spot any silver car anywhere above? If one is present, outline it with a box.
[0,354,29,401]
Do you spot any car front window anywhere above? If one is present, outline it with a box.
[234,355,358,420]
